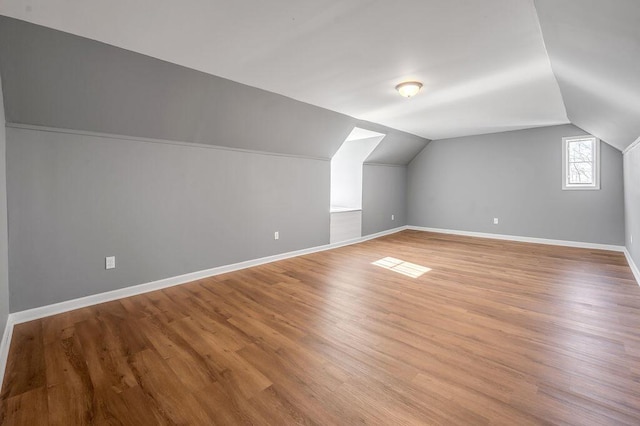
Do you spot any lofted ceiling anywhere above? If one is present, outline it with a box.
[0,1,637,149]
[534,0,640,152]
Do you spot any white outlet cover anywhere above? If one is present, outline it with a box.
[392,215,395,221]
[493,218,499,225]
[105,256,116,270]
[274,231,279,240]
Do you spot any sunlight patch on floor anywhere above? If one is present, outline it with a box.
[372,257,431,278]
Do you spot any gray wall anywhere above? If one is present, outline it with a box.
[7,126,329,311]
[0,16,351,159]
[0,16,428,164]
[625,144,640,270]
[407,124,625,245]
[362,164,407,236]
[0,16,429,313]
[0,77,9,333]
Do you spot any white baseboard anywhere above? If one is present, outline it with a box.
[407,226,626,252]
[0,315,14,392]
[624,249,640,287]
[0,225,408,389]
[2,224,631,389]
[409,226,636,285]
[9,225,408,326]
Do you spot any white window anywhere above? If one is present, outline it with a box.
[562,136,600,190]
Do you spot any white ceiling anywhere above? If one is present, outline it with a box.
[3,1,639,151]
[0,0,572,142]
[534,0,640,152]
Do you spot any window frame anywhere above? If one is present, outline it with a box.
[562,135,600,191]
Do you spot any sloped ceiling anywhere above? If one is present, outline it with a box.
[534,0,640,152]
[0,0,569,141]
[0,16,428,161]
[0,1,638,151]
[364,130,429,166]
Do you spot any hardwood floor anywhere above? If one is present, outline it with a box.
[1,230,640,425]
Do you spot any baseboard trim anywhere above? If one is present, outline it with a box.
[0,225,407,389]
[2,224,630,388]
[10,225,408,326]
[0,315,15,392]
[407,226,625,252]
[624,249,640,287]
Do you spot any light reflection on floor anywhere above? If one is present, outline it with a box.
[372,257,431,278]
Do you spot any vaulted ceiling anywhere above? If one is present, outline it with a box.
[535,0,640,151]
[0,0,638,150]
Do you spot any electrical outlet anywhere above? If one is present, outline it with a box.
[391,214,395,221]
[631,235,633,245]
[274,231,279,240]
[105,256,116,270]
[493,218,499,225]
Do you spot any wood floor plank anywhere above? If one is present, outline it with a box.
[0,387,49,426]
[248,385,318,426]
[2,230,640,424]
[127,349,212,424]
[45,332,96,425]
[0,320,46,400]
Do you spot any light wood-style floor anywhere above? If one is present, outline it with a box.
[1,230,640,425]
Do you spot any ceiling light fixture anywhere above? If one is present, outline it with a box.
[395,81,423,98]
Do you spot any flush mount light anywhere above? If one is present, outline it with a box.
[395,81,423,98]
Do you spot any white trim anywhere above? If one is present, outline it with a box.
[330,207,362,213]
[624,249,640,287]
[363,163,407,168]
[407,226,625,252]
[562,136,600,190]
[5,123,330,162]
[0,226,408,389]
[622,135,640,155]
[10,226,407,325]
[0,225,630,388]
[0,314,15,392]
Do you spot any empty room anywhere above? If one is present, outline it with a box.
[1,0,640,424]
